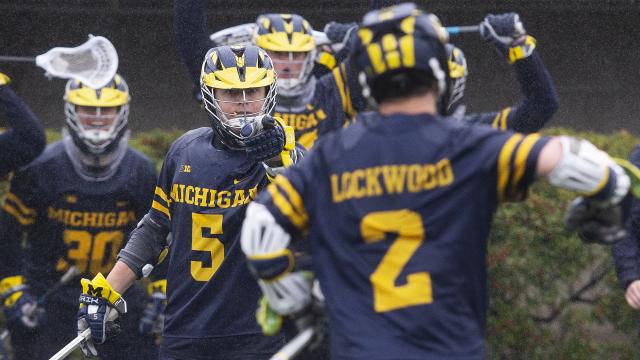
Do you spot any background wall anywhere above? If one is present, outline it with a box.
[1,0,639,133]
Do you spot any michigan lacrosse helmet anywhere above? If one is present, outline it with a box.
[351,3,451,113]
[200,45,277,149]
[254,13,316,97]
[446,43,468,116]
[64,74,130,155]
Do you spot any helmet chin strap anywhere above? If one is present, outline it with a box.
[62,128,130,182]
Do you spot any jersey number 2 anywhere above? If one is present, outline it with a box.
[361,209,432,313]
[191,213,225,282]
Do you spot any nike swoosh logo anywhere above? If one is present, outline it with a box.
[233,177,247,185]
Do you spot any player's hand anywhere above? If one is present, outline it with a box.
[626,280,640,309]
[0,72,10,86]
[139,279,166,335]
[243,116,287,164]
[324,22,358,53]
[0,275,44,329]
[480,13,526,46]
[564,196,626,245]
[77,273,127,357]
[480,13,536,63]
[257,271,313,316]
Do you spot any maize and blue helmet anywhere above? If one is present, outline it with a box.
[200,45,277,149]
[446,43,468,116]
[254,13,316,97]
[64,74,130,155]
[350,3,451,114]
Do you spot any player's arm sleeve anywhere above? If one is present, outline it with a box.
[0,86,46,176]
[0,168,41,278]
[612,147,640,289]
[490,132,551,202]
[501,50,559,133]
[174,0,214,91]
[118,153,174,278]
[317,62,365,137]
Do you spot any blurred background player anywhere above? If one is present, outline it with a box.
[174,0,364,149]
[0,71,46,178]
[240,4,629,359]
[322,12,559,134]
[0,74,158,359]
[75,45,304,360]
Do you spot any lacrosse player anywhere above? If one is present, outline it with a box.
[240,4,629,359]
[0,72,46,178]
[175,0,364,149]
[0,74,158,359]
[75,45,304,360]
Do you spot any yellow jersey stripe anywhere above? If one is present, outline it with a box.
[5,192,36,216]
[274,176,308,223]
[333,65,349,115]
[500,108,510,131]
[151,200,171,220]
[497,134,523,202]
[267,185,307,229]
[154,186,170,205]
[491,113,501,129]
[1,203,34,225]
[511,134,541,196]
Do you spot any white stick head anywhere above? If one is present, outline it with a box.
[35,35,119,89]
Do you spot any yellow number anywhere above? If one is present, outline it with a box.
[361,209,432,313]
[90,231,124,275]
[190,213,225,282]
[62,230,124,275]
[63,230,91,273]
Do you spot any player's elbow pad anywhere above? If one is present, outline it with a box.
[241,203,294,281]
[547,136,630,204]
[118,214,169,279]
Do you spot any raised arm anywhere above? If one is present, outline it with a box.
[0,74,46,176]
[174,0,215,97]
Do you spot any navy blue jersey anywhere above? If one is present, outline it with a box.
[0,141,156,306]
[459,51,558,133]
[0,85,46,177]
[147,127,285,355]
[257,114,549,359]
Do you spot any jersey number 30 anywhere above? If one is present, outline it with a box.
[361,209,432,313]
[191,213,225,282]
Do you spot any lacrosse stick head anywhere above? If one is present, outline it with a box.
[210,23,258,47]
[35,35,118,89]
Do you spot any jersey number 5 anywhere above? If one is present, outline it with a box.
[361,209,432,313]
[191,213,225,282]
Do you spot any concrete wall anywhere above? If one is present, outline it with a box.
[2,1,639,134]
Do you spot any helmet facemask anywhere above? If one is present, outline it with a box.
[201,83,277,149]
[269,49,316,98]
[64,102,129,154]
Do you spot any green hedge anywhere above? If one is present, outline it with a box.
[4,127,640,358]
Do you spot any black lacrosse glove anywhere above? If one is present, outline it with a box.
[243,116,286,164]
[479,13,536,63]
[564,196,627,245]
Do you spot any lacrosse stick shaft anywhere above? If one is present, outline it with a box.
[39,266,80,304]
[0,56,35,62]
[48,328,90,360]
[446,25,480,35]
[270,327,315,360]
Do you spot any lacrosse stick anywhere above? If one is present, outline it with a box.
[210,23,330,47]
[446,25,480,36]
[0,35,118,89]
[48,310,118,360]
[270,326,316,360]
